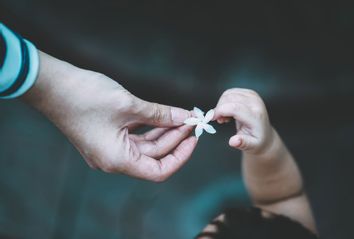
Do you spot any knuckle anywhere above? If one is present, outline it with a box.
[125,95,136,108]
[97,154,123,174]
[247,89,257,94]
[250,106,267,120]
[152,174,168,183]
[176,125,189,135]
[152,103,167,123]
[87,161,98,170]
[90,71,107,80]
[150,141,162,157]
[251,106,263,115]
[215,103,227,114]
[217,103,234,115]
[231,103,242,112]
[150,162,170,183]
[81,153,99,170]
[220,88,248,103]
[224,94,235,103]
[242,88,259,96]
[116,94,136,113]
[223,88,238,96]
[100,162,115,173]
[223,88,234,95]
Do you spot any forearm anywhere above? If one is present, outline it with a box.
[242,128,304,205]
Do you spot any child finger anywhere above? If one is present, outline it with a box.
[214,103,255,124]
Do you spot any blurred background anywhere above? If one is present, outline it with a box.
[0,1,354,238]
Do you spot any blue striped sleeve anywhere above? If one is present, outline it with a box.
[0,31,5,68]
[0,23,39,99]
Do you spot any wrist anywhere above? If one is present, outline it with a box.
[21,51,84,114]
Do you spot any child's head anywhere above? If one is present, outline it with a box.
[195,207,318,239]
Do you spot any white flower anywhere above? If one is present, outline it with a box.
[184,107,216,138]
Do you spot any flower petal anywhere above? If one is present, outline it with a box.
[203,109,214,123]
[195,124,204,138]
[184,117,200,125]
[203,123,216,134]
[193,107,204,119]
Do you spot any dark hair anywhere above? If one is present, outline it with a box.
[195,207,318,239]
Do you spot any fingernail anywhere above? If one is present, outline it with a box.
[171,107,190,124]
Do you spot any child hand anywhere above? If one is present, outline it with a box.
[214,88,275,155]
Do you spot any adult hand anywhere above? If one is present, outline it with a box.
[22,52,197,182]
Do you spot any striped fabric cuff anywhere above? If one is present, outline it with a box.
[0,23,39,99]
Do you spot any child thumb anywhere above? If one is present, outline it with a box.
[229,135,257,152]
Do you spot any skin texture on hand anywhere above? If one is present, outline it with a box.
[22,51,197,182]
[213,88,317,234]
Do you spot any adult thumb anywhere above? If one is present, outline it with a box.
[137,100,191,127]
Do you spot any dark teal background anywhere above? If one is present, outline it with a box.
[1,1,354,238]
